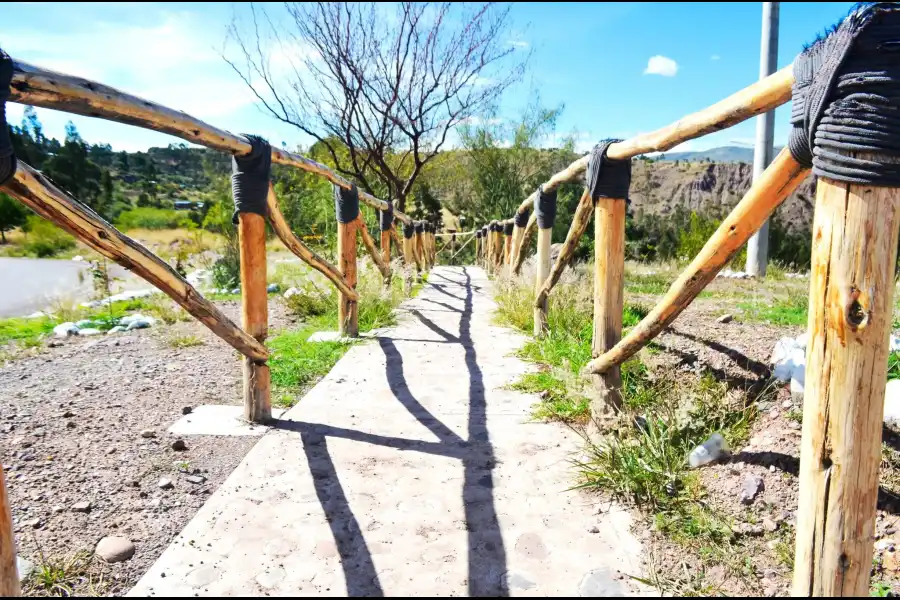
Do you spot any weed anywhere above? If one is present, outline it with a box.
[871,581,893,597]
[786,409,803,425]
[24,550,103,597]
[166,334,204,349]
[511,370,590,423]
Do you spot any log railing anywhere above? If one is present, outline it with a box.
[463,5,900,596]
[2,52,441,428]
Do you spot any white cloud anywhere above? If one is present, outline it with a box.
[1,11,260,129]
[508,40,530,49]
[643,55,678,77]
[711,54,721,61]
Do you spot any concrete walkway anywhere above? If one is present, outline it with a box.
[129,266,644,597]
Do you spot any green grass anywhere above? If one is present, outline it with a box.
[736,291,808,326]
[269,269,416,407]
[24,550,102,597]
[510,370,590,423]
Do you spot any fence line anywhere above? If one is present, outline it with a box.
[8,59,412,225]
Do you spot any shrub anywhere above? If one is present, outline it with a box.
[115,207,194,230]
[23,217,76,257]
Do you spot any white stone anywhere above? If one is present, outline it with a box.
[891,334,900,353]
[77,328,104,337]
[95,537,135,563]
[283,287,300,299]
[53,322,79,338]
[885,380,900,431]
[72,255,84,262]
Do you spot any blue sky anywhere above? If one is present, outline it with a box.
[2,1,856,154]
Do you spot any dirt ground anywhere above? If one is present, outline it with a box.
[1,300,295,596]
[629,289,900,597]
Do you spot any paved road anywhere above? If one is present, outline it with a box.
[0,257,134,318]
[130,266,645,597]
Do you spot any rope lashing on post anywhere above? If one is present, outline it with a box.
[535,185,558,229]
[379,200,394,231]
[513,208,530,228]
[415,220,425,234]
[403,222,415,239]
[503,222,514,236]
[586,139,631,200]
[0,49,18,186]
[333,182,360,224]
[231,135,271,224]
[788,2,900,185]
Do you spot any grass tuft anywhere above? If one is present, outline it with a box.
[165,334,204,349]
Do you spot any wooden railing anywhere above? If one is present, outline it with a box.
[0,53,447,595]
[468,6,900,595]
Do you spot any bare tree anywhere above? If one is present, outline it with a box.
[225,2,527,212]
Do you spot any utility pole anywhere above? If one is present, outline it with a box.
[745,1,779,277]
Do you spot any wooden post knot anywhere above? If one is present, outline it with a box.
[845,288,870,330]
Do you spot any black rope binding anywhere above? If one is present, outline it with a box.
[415,221,425,234]
[0,48,17,186]
[476,229,482,239]
[503,222,514,236]
[535,185,558,230]
[514,208,530,228]
[231,135,271,224]
[334,183,360,224]
[403,222,415,239]
[379,200,394,231]
[789,3,900,185]
[586,139,631,200]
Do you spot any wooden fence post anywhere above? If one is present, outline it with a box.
[793,173,900,596]
[238,211,271,423]
[503,222,513,268]
[414,221,425,273]
[534,188,556,337]
[591,197,626,414]
[493,224,504,272]
[381,228,391,270]
[335,186,360,337]
[337,217,358,337]
[534,226,552,336]
[0,465,19,597]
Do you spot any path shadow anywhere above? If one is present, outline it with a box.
[668,329,771,379]
[300,431,384,596]
[387,268,508,595]
[651,341,768,395]
[274,267,508,596]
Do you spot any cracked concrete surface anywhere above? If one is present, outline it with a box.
[129,266,644,597]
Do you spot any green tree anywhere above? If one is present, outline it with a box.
[0,194,27,244]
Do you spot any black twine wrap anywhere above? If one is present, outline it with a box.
[231,135,271,224]
[586,139,631,201]
[379,200,394,231]
[789,3,900,185]
[403,222,415,239]
[503,222,514,236]
[476,229,482,239]
[415,221,425,234]
[535,185,558,230]
[0,49,17,186]
[514,209,530,228]
[333,183,360,224]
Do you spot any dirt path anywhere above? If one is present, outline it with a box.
[129,266,646,597]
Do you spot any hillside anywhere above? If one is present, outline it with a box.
[630,158,815,233]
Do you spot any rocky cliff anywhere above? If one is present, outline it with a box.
[629,160,816,232]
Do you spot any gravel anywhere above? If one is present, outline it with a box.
[2,300,291,596]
